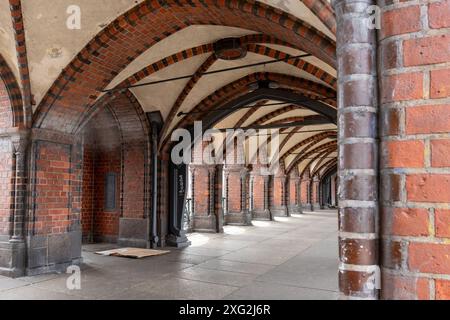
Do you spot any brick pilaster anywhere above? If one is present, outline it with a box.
[250,165,272,221]
[271,167,289,217]
[223,165,251,226]
[288,170,302,215]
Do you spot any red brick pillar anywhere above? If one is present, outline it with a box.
[191,165,220,233]
[271,167,288,217]
[379,0,450,300]
[288,170,302,215]
[249,165,272,221]
[300,174,311,211]
[334,0,380,299]
[223,165,251,226]
[311,177,321,211]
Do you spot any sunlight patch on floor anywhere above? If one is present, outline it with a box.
[188,233,211,247]
[223,226,247,235]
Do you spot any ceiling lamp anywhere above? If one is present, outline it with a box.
[248,80,280,91]
[268,81,280,89]
[248,82,260,92]
[214,38,247,60]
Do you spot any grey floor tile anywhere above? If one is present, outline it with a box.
[196,259,275,275]
[219,247,298,266]
[0,209,339,300]
[179,246,232,257]
[256,263,338,292]
[172,267,259,287]
[133,276,239,300]
[225,282,339,300]
[0,277,29,292]
[0,286,86,300]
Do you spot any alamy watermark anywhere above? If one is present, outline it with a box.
[66,265,81,290]
[66,5,81,30]
[366,5,381,30]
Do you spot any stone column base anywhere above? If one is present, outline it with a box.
[225,211,252,226]
[192,214,219,233]
[167,233,191,248]
[270,206,289,217]
[26,230,83,276]
[288,205,302,215]
[251,209,272,221]
[118,218,149,248]
[0,238,26,278]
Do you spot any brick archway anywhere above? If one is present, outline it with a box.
[301,0,336,35]
[71,36,337,139]
[161,71,336,150]
[0,54,25,129]
[80,91,152,247]
[0,54,28,277]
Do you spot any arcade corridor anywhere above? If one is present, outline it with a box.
[1,0,449,301]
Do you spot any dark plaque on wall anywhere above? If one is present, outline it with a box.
[105,173,116,210]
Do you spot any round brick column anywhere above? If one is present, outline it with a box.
[333,0,380,299]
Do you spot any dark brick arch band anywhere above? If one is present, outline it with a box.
[0,54,25,129]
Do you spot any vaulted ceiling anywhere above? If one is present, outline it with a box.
[0,0,337,177]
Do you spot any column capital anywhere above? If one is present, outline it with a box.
[11,135,29,155]
[332,0,375,9]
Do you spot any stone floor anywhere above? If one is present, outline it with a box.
[0,210,339,300]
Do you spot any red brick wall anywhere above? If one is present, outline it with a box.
[193,167,210,216]
[252,175,265,211]
[33,141,72,235]
[122,144,146,219]
[92,147,121,241]
[380,0,450,300]
[80,109,122,242]
[0,79,13,236]
[312,180,319,204]
[82,143,144,242]
[79,91,149,243]
[273,177,284,207]
[227,173,241,212]
[0,79,12,129]
[301,180,309,204]
[289,179,298,206]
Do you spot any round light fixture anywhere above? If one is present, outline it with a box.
[214,38,247,61]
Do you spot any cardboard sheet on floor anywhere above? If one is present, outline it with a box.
[95,247,170,259]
